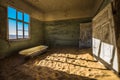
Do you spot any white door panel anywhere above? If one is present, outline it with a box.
[92,38,101,56]
[100,42,114,64]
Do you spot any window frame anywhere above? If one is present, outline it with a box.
[7,6,30,41]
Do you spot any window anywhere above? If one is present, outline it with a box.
[8,6,30,40]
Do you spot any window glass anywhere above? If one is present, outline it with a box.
[8,6,16,19]
[8,19,16,39]
[18,22,23,38]
[24,31,29,38]
[8,6,30,40]
[24,13,30,22]
[24,23,29,31]
[24,23,29,38]
[18,11,23,20]
[18,31,23,38]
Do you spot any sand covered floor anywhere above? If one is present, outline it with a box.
[0,48,120,80]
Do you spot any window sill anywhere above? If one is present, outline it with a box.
[8,38,30,42]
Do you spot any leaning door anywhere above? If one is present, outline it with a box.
[92,3,119,72]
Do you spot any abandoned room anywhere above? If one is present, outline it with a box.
[0,0,120,80]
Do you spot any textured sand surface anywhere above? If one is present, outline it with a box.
[0,48,119,80]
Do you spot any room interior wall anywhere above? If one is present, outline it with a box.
[44,18,92,47]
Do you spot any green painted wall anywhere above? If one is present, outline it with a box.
[44,18,92,47]
[0,6,44,58]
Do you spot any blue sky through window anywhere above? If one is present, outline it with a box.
[8,6,16,19]
[8,19,16,39]
[18,22,23,31]
[18,22,23,38]
[24,23,29,31]
[8,6,30,39]
[24,13,30,22]
[24,23,29,38]
[18,11,23,20]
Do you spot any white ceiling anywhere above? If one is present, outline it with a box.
[24,0,102,13]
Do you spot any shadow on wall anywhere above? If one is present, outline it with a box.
[92,38,119,72]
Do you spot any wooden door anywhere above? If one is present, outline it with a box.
[92,3,119,72]
[79,22,92,48]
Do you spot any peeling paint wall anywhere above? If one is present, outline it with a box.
[0,6,44,58]
[44,18,91,47]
